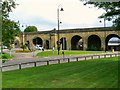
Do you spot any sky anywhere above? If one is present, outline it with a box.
[9,0,113,31]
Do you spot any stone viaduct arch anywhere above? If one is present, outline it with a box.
[106,34,120,51]
[14,37,21,48]
[87,35,101,50]
[71,35,83,50]
[19,27,120,51]
[33,37,43,46]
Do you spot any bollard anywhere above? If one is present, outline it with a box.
[112,49,114,53]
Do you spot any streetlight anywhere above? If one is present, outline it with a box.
[57,5,64,55]
[100,16,106,52]
[22,25,25,45]
[53,28,56,48]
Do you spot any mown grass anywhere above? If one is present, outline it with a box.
[2,56,119,88]
[36,50,106,57]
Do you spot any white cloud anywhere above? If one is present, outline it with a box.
[9,0,112,31]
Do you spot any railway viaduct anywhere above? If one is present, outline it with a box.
[15,27,120,51]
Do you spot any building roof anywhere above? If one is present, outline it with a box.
[108,40,120,46]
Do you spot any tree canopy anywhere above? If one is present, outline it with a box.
[83,1,120,30]
[1,0,20,48]
[2,0,17,19]
[24,26,38,32]
[2,19,20,47]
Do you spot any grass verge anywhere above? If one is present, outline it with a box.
[36,50,106,57]
[0,52,14,59]
[2,56,119,88]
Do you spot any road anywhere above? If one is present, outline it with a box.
[1,48,120,72]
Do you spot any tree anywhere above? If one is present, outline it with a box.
[24,26,38,32]
[2,19,20,48]
[2,0,17,19]
[83,1,120,30]
[1,0,20,49]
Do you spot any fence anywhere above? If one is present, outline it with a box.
[0,53,119,72]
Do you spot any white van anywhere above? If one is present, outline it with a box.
[35,45,44,51]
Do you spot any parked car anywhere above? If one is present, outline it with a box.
[1,45,7,49]
[35,45,44,51]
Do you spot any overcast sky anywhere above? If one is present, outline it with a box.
[9,0,113,31]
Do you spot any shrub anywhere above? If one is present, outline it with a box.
[1,54,9,63]
[15,50,32,53]
[20,44,27,51]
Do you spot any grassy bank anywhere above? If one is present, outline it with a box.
[2,56,119,88]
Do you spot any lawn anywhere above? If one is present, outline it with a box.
[2,56,119,88]
[36,50,106,57]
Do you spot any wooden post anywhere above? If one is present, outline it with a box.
[58,59,60,64]
[91,56,93,59]
[110,54,112,57]
[47,61,49,65]
[19,64,21,69]
[104,55,106,58]
[34,62,36,67]
[0,67,2,72]
[98,55,100,58]
[85,56,86,60]
[76,58,78,61]
[68,58,70,62]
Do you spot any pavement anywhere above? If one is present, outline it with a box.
[2,48,120,65]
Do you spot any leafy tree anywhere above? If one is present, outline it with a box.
[83,1,120,30]
[1,0,20,49]
[2,19,20,48]
[24,26,38,32]
[2,0,17,19]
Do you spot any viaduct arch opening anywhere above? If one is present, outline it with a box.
[33,37,43,46]
[106,34,120,51]
[71,35,83,50]
[87,35,101,51]
[14,37,20,48]
[14,40,20,48]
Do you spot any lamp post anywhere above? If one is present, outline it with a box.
[100,17,106,52]
[54,28,56,48]
[22,25,25,45]
[104,17,107,52]
[57,5,64,55]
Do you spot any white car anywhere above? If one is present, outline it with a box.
[35,45,44,51]
[1,45,7,49]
